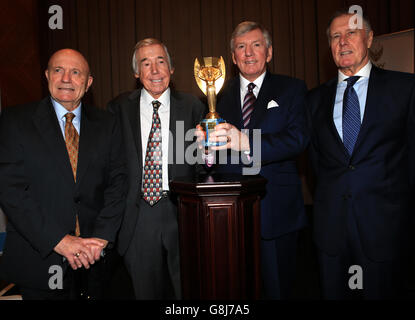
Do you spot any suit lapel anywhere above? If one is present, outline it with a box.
[127,90,143,170]
[76,104,100,184]
[32,98,75,184]
[169,91,183,181]
[248,72,272,129]
[352,67,381,156]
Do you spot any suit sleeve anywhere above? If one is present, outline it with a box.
[305,88,320,181]
[407,79,415,189]
[248,80,310,164]
[0,109,67,258]
[91,113,127,244]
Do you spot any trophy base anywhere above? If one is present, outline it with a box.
[200,118,226,147]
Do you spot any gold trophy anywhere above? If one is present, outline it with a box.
[194,56,226,147]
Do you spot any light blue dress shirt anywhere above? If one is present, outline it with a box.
[333,62,372,141]
[51,98,81,138]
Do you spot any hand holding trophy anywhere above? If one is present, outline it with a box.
[194,56,226,147]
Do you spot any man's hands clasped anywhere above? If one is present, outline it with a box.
[54,235,108,270]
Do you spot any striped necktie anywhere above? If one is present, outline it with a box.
[342,76,361,156]
[242,83,256,128]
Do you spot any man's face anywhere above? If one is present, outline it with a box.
[232,28,272,82]
[134,44,173,99]
[45,49,93,111]
[329,14,373,76]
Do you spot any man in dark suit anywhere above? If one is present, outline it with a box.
[108,38,206,299]
[0,49,126,299]
[307,10,415,299]
[206,21,309,299]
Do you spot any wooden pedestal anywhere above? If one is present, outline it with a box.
[170,173,266,300]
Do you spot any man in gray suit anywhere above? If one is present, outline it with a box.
[108,38,206,299]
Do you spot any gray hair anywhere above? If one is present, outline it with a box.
[326,10,373,45]
[230,21,272,52]
[131,38,173,74]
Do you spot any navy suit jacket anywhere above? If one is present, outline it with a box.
[215,72,309,239]
[0,97,127,289]
[307,66,415,261]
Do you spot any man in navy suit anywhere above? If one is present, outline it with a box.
[307,10,415,299]
[207,21,309,299]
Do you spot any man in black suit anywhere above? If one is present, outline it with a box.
[307,10,415,299]
[0,49,126,299]
[108,38,206,299]
[204,21,309,299]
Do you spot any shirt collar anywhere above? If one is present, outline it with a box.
[239,71,267,91]
[338,61,372,84]
[51,97,82,121]
[141,88,170,110]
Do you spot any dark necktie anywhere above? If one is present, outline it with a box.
[242,83,256,128]
[342,76,361,156]
[142,101,163,206]
[64,112,81,236]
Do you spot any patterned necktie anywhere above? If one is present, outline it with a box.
[242,83,256,128]
[342,76,361,156]
[64,113,81,236]
[142,101,163,206]
[64,113,79,179]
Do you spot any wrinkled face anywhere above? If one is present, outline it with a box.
[134,44,174,99]
[232,28,272,82]
[329,14,373,76]
[45,49,93,111]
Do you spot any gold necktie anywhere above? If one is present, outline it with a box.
[64,113,80,236]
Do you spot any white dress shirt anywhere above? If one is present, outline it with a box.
[140,88,171,191]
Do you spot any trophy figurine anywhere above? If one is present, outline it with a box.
[194,56,226,147]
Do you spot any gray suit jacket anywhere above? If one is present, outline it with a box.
[107,89,206,255]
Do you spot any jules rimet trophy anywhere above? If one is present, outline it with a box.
[194,56,226,147]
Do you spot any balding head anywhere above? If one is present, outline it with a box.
[45,49,93,111]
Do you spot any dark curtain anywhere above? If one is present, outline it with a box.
[1,0,413,109]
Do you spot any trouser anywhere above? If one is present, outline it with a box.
[318,209,405,300]
[261,231,299,299]
[124,197,181,300]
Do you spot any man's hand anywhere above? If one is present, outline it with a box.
[195,124,213,155]
[54,235,106,270]
[85,238,108,261]
[195,124,205,150]
[209,123,250,152]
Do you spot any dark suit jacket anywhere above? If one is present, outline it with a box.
[107,89,206,255]
[215,72,309,239]
[0,97,127,290]
[307,66,415,261]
